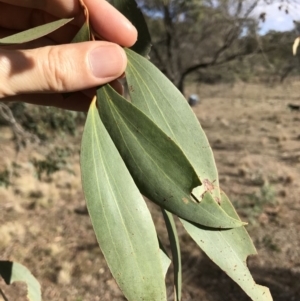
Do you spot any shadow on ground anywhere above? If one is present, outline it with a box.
[182,252,300,301]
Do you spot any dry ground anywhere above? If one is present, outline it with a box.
[0,80,300,301]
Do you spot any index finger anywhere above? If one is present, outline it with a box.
[0,0,137,47]
[84,0,137,47]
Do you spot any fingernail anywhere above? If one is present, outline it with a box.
[89,45,126,78]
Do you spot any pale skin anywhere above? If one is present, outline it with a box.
[0,0,138,111]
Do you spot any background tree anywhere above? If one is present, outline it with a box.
[137,0,299,94]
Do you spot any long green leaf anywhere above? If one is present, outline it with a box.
[81,99,166,301]
[0,18,73,45]
[162,210,182,301]
[125,48,220,200]
[124,46,271,301]
[0,261,41,301]
[97,84,243,229]
[181,192,273,301]
[109,0,151,57]
[158,238,172,278]
[71,22,90,43]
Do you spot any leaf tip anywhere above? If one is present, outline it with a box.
[293,37,300,55]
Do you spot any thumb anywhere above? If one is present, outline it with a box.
[0,41,127,98]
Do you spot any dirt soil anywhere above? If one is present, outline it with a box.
[0,81,300,301]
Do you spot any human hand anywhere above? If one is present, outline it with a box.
[0,0,137,111]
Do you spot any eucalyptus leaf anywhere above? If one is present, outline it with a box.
[0,261,41,301]
[125,48,220,200]
[0,18,73,45]
[109,0,151,57]
[71,22,90,43]
[97,84,243,229]
[158,238,172,278]
[293,37,300,55]
[181,191,273,301]
[81,99,166,301]
[162,210,182,301]
[123,48,270,299]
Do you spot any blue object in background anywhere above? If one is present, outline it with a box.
[188,94,199,107]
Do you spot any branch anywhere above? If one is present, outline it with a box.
[150,45,167,74]
[161,1,182,81]
[180,14,260,80]
[0,103,39,151]
[0,288,9,301]
[181,45,277,79]
[244,0,260,18]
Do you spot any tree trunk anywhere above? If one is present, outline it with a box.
[176,76,185,95]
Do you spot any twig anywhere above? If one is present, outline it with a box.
[0,288,9,301]
[0,103,39,151]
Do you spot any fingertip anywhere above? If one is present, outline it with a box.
[88,43,127,80]
[122,21,138,47]
[85,0,138,47]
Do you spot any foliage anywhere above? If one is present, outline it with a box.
[137,0,262,92]
[260,235,281,252]
[251,184,276,210]
[82,1,271,300]
[32,146,73,180]
[0,168,10,188]
[0,18,73,45]
[0,163,23,189]
[0,1,277,301]
[234,184,277,225]
[81,99,167,300]
[136,0,300,92]
[5,102,86,140]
